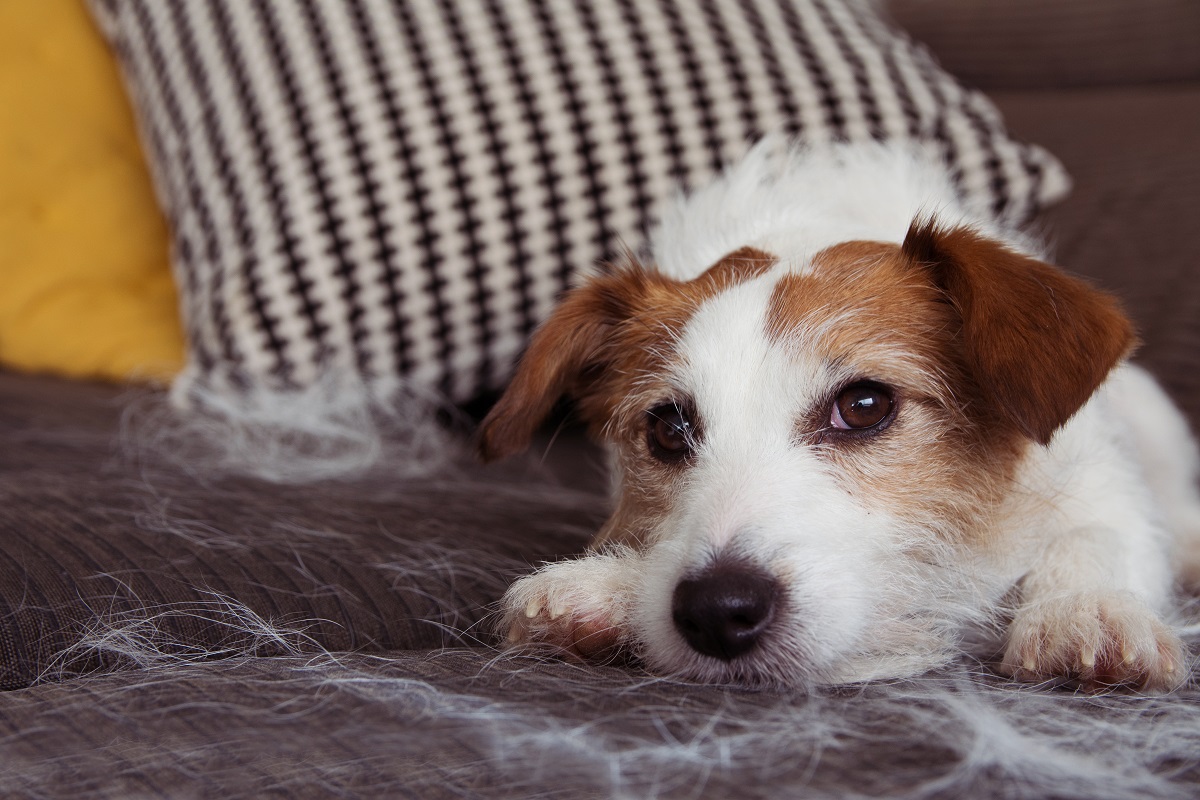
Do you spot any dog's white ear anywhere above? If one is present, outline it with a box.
[477,269,645,462]
[902,221,1135,445]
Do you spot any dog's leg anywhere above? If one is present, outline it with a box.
[1001,394,1189,691]
[1001,527,1185,692]
[1105,365,1200,592]
[500,549,638,661]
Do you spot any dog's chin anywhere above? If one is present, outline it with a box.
[631,629,843,691]
[638,637,959,689]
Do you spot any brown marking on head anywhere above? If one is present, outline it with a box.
[690,246,778,296]
[477,247,777,462]
[762,226,1133,541]
[766,227,1135,446]
[766,241,960,403]
[765,241,997,539]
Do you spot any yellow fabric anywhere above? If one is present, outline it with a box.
[0,0,184,384]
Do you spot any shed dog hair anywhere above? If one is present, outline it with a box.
[479,140,1200,691]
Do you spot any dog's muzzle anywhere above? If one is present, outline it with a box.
[671,559,779,660]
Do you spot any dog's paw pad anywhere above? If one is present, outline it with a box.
[1002,593,1186,692]
[500,559,628,662]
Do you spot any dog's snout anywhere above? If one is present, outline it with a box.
[671,564,778,661]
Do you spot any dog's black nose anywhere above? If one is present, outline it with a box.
[671,563,778,661]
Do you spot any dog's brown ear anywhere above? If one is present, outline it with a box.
[903,221,1135,445]
[477,269,646,462]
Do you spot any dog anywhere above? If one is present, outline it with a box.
[478,140,1200,691]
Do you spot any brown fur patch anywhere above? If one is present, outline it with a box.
[766,241,959,402]
[765,241,1015,540]
[586,249,778,550]
[760,227,1134,541]
[478,248,776,462]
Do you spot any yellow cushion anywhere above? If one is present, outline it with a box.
[0,0,184,384]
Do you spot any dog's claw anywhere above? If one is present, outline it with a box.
[501,560,629,663]
[1003,594,1185,692]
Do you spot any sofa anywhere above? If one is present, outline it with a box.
[2,1,1199,797]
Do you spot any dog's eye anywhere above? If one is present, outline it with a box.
[831,382,894,431]
[647,404,696,463]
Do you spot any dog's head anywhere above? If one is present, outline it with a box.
[479,222,1134,685]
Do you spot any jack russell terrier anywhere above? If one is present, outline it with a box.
[479,141,1200,692]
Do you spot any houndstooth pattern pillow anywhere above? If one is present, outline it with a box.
[89,0,1070,405]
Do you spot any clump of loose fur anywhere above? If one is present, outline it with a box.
[121,373,463,484]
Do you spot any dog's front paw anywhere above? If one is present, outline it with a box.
[500,555,631,662]
[1001,592,1186,692]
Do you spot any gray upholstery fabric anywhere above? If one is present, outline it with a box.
[888,0,1200,89]
[0,373,604,691]
[3,648,1198,799]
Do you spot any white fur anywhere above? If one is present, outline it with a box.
[652,138,1033,279]
[500,140,1200,689]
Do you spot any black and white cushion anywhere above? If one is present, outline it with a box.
[89,0,1070,405]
